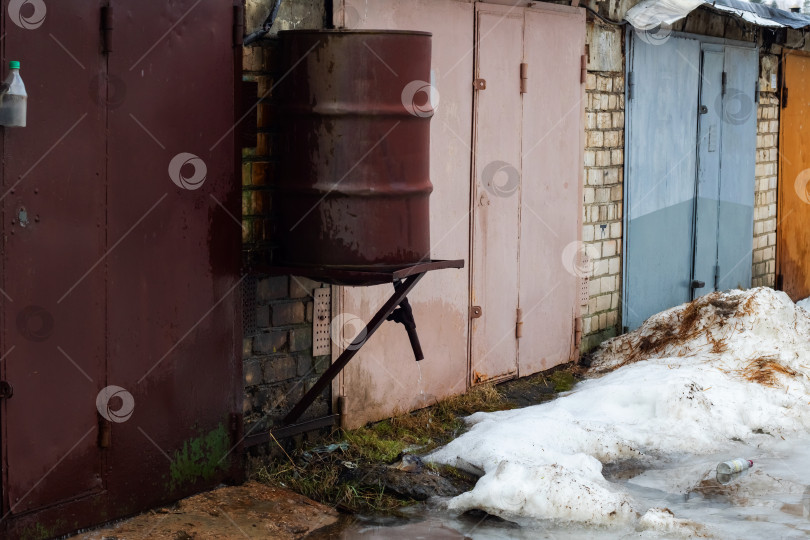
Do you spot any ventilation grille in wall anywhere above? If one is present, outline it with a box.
[242,274,258,337]
[580,252,591,307]
[313,287,332,356]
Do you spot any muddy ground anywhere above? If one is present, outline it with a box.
[70,366,579,539]
[69,481,338,540]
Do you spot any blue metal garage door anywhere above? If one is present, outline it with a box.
[624,33,757,330]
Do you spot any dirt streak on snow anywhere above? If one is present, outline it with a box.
[428,288,810,534]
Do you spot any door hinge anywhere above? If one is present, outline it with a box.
[782,87,788,108]
[98,414,111,448]
[0,381,12,399]
[520,62,528,94]
[627,71,633,100]
[515,308,523,338]
[337,396,347,414]
[101,5,113,53]
[721,71,727,96]
[229,412,244,448]
[233,4,245,47]
[580,54,587,84]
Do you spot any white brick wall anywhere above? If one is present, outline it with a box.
[752,91,778,288]
[582,71,624,348]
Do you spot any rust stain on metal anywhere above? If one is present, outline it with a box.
[472,370,487,384]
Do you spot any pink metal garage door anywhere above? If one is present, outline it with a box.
[471,2,584,382]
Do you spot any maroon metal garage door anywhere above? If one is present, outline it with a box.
[1,0,108,517]
[0,1,241,537]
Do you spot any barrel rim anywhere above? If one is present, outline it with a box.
[278,29,432,37]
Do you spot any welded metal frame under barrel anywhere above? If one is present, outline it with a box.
[250,259,463,430]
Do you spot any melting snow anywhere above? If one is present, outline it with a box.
[428,288,810,537]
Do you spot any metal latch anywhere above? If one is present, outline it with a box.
[470,305,482,319]
[0,381,12,399]
[515,308,523,338]
[690,279,706,290]
[473,79,486,90]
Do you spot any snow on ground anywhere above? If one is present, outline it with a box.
[428,287,810,535]
[797,296,810,311]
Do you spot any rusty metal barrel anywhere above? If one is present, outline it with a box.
[275,30,433,269]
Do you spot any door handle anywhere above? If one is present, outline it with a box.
[690,280,706,289]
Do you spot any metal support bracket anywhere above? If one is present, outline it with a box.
[281,273,426,425]
[247,259,464,429]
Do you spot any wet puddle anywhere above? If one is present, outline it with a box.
[307,438,810,539]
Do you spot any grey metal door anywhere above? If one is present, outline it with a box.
[694,44,758,296]
[625,35,700,329]
[625,35,757,329]
[716,46,757,291]
[693,47,724,298]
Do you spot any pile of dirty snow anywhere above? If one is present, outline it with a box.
[427,288,810,533]
[798,296,810,311]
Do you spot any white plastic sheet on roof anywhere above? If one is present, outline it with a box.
[626,0,810,29]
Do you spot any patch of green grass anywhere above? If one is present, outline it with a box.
[168,423,230,491]
[255,458,408,513]
[253,384,511,513]
[550,370,577,392]
[426,463,472,482]
[253,372,587,513]
[344,429,413,463]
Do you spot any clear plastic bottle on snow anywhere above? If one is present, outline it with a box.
[716,469,749,485]
[0,61,27,127]
[716,458,753,475]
